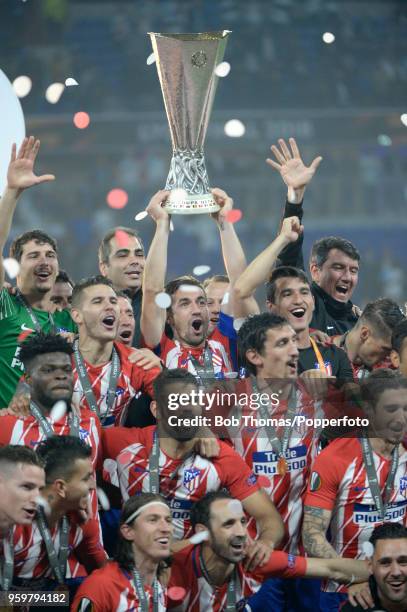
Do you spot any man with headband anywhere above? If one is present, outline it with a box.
[72,493,172,611]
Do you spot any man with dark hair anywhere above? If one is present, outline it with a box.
[48,269,74,311]
[331,299,405,379]
[390,319,407,377]
[11,435,107,594]
[116,290,135,347]
[267,137,360,336]
[303,369,407,611]
[167,491,370,611]
[72,493,171,611]
[341,522,407,611]
[98,226,144,347]
[0,137,75,408]
[102,367,284,564]
[203,274,230,336]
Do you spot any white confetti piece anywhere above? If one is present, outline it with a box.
[65,77,78,87]
[50,400,67,422]
[135,210,148,221]
[155,292,172,309]
[224,119,245,138]
[401,113,407,127]
[221,292,229,305]
[170,188,188,202]
[362,541,374,557]
[189,530,209,545]
[193,265,211,277]
[3,258,20,279]
[215,62,231,77]
[227,500,243,515]
[322,32,335,44]
[170,220,174,232]
[233,318,245,331]
[36,496,51,515]
[45,82,65,104]
[146,53,156,65]
[12,75,32,98]
[96,487,111,511]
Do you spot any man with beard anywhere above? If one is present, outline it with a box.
[267,137,360,336]
[102,368,284,563]
[0,137,75,408]
[99,227,145,348]
[303,369,407,611]
[141,188,250,377]
[167,491,370,612]
[341,523,407,612]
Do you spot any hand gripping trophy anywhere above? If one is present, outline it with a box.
[149,31,230,214]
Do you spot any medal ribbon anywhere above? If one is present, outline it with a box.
[360,435,399,521]
[131,567,160,612]
[36,508,69,585]
[30,401,80,439]
[0,531,14,591]
[188,345,215,381]
[148,431,195,495]
[309,337,327,374]
[16,290,55,333]
[199,547,237,610]
[73,340,120,424]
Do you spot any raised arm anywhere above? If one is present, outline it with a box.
[266,137,322,270]
[305,556,369,584]
[140,190,170,348]
[233,216,303,317]
[0,137,55,287]
[302,504,338,559]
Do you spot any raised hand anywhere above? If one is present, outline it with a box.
[279,216,304,243]
[211,187,233,227]
[7,136,55,194]
[266,137,322,190]
[146,189,170,223]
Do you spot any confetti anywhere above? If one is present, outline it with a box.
[193,265,211,277]
[233,318,245,332]
[189,530,209,545]
[36,496,51,516]
[107,188,128,209]
[3,258,20,279]
[45,82,64,104]
[114,230,130,248]
[167,587,187,601]
[135,210,148,221]
[215,62,231,77]
[221,292,229,305]
[65,78,78,87]
[170,220,174,232]
[401,113,407,127]
[12,75,32,98]
[377,134,392,146]
[155,292,172,309]
[73,112,90,129]
[146,52,156,66]
[362,541,374,557]
[178,284,202,294]
[224,119,245,138]
[170,188,188,203]
[227,500,243,515]
[50,400,67,422]
[96,487,111,511]
[226,209,243,224]
[103,459,118,472]
[322,32,335,44]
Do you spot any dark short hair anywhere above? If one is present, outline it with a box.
[356,299,405,339]
[165,276,205,311]
[311,236,360,268]
[190,491,233,529]
[237,312,290,375]
[116,290,133,304]
[98,227,143,265]
[266,266,310,303]
[370,522,407,547]
[19,332,74,371]
[10,230,58,263]
[153,368,198,410]
[71,275,115,309]
[35,435,91,484]
[55,269,74,287]
[0,445,43,473]
[203,275,229,289]
[360,368,407,409]
[391,319,407,353]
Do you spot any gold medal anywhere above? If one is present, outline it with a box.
[277,457,288,476]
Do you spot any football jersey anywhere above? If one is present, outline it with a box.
[12,512,107,580]
[102,426,260,539]
[149,330,233,377]
[305,437,407,592]
[230,380,319,553]
[71,560,167,612]
[72,342,160,427]
[168,544,307,612]
[0,288,76,408]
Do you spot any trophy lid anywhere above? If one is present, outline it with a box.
[148,31,231,41]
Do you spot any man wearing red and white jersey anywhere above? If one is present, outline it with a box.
[167,492,370,612]
[303,369,407,611]
[12,436,107,596]
[70,275,161,427]
[102,368,284,560]
[72,493,171,612]
[141,189,251,378]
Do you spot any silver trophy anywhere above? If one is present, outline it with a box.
[149,31,230,214]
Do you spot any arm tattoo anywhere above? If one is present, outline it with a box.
[302,505,338,559]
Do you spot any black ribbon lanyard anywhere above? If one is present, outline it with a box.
[189,345,215,381]
[148,431,195,495]
[252,379,298,473]
[36,508,69,585]
[30,401,80,439]
[199,547,237,610]
[131,567,160,612]
[16,290,55,333]
[360,435,399,520]
[73,340,120,424]
[0,531,14,591]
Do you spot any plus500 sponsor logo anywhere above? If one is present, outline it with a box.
[252,445,307,476]
[169,498,192,520]
[353,500,407,524]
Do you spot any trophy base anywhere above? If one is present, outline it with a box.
[164,192,220,215]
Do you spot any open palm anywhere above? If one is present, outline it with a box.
[266,137,322,189]
[7,136,55,192]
